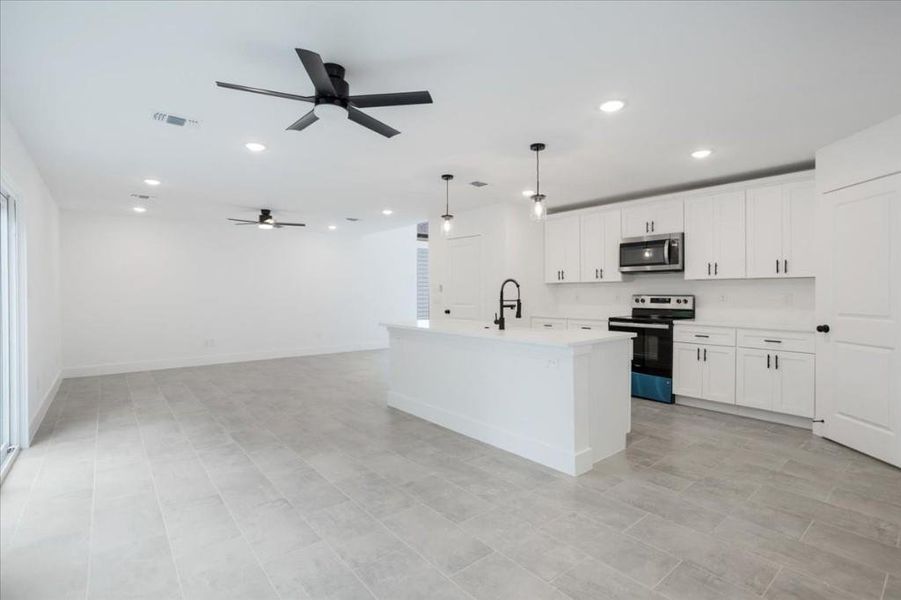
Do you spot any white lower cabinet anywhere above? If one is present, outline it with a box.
[673,342,735,404]
[736,348,815,418]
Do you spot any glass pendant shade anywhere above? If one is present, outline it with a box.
[530,193,547,221]
[440,174,454,237]
[441,214,454,236]
[528,142,547,222]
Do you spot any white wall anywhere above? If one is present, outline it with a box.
[431,202,814,326]
[61,212,417,375]
[0,107,63,441]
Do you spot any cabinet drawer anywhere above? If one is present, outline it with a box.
[567,319,608,331]
[673,325,736,347]
[532,317,567,330]
[737,329,814,353]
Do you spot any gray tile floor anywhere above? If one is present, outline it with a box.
[1,350,900,600]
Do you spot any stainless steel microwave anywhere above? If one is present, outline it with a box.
[619,233,684,273]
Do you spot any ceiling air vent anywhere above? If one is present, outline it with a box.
[130,193,155,200]
[469,181,488,187]
[345,217,360,222]
[153,112,200,128]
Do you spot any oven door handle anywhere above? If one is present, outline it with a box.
[609,321,671,330]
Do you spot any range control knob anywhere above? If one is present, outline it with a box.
[635,298,640,303]
[640,298,646,303]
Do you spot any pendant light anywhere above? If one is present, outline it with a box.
[441,173,454,236]
[529,142,547,221]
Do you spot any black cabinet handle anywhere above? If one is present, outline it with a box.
[708,262,711,276]
[543,323,552,328]
[645,222,649,233]
[697,347,700,361]
[600,268,603,279]
[776,260,780,274]
[784,259,788,274]
[775,355,779,370]
[581,326,591,330]
[444,309,451,315]
[767,354,770,369]
[694,334,709,338]
[651,221,655,232]
[715,262,718,275]
[703,348,707,361]
[816,324,830,333]
[562,270,565,281]
[763,339,782,343]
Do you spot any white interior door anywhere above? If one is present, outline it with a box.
[817,173,901,466]
[445,235,482,321]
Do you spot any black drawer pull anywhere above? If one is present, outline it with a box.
[543,324,553,328]
[580,326,591,330]
[694,334,710,338]
[767,354,771,368]
[763,339,782,343]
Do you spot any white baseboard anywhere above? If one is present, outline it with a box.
[388,390,586,476]
[28,371,62,446]
[675,395,812,429]
[62,342,388,378]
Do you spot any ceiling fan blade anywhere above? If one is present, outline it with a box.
[216,82,313,102]
[295,48,336,97]
[286,109,319,132]
[233,222,259,226]
[349,91,433,108]
[275,222,306,227]
[227,218,257,223]
[347,106,400,138]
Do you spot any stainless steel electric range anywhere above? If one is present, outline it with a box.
[608,294,695,403]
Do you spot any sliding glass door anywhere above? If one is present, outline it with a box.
[0,188,19,477]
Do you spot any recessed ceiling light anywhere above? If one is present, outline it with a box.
[133,206,147,213]
[522,190,535,197]
[245,142,266,153]
[691,149,712,159]
[599,100,625,113]
[143,178,161,186]
[382,209,393,216]
[328,225,337,230]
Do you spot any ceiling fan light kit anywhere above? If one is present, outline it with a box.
[227,208,305,230]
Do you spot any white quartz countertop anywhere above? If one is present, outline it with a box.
[675,318,815,333]
[382,320,635,348]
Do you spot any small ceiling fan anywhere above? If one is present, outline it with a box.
[216,47,433,138]
[227,209,305,230]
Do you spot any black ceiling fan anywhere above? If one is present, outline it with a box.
[227,209,304,229]
[216,48,433,138]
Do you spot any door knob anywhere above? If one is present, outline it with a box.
[816,324,830,333]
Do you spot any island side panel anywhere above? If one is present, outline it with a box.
[386,328,580,474]
[582,338,632,469]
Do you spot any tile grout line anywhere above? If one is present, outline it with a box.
[129,375,188,600]
[81,386,101,600]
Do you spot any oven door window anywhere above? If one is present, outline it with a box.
[620,241,668,267]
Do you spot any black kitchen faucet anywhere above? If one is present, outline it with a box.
[494,278,522,331]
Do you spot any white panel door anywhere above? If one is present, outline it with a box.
[559,216,581,283]
[782,180,816,278]
[673,343,703,398]
[817,173,901,466]
[647,199,684,235]
[601,210,623,282]
[774,351,815,418]
[702,345,736,405]
[736,348,775,410]
[579,212,605,282]
[683,195,713,280]
[446,235,482,320]
[746,185,784,278]
[544,219,567,283]
[712,191,746,279]
[621,204,650,238]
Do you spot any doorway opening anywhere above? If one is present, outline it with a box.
[0,185,21,482]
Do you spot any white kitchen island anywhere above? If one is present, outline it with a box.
[382,320,635,476]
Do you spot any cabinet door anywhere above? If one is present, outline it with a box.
[774,351,815,417]
[701,345,736,404]
[683,195,714,280]
[560,215,581,282]
[544,218,567,283]
[746,185,784,278]
[782,181,816,278]
[601,210,623,282]
[673,343,703,398]
[647,199,684,234]
[579,212,605,282]
[736,348,775,410]
[712,191,746,279]
[621,205,649,238]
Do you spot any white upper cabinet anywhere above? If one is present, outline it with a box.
[579,209,622,283]
[544,215,580,283]
[684,190,746,280]
[746,180,815,278]
[621,197,684,238]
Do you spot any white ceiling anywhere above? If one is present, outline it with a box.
[2,1,901,232]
